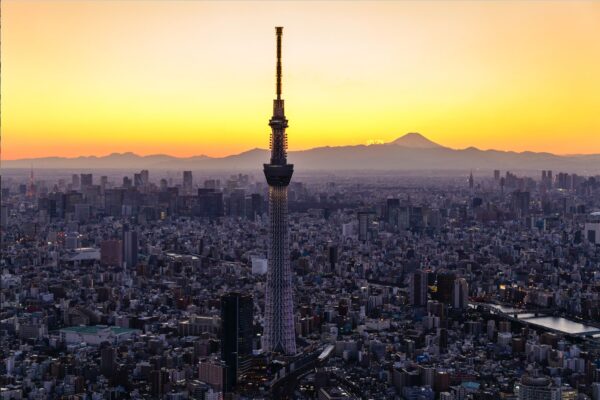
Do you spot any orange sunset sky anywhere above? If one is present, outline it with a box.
[2,0,600,160]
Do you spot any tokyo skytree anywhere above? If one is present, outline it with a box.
[262,27,296,355]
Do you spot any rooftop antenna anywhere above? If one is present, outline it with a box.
[276,26,282,100]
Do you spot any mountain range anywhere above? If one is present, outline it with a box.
[4,133,600,173]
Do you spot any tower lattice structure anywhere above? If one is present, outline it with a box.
[262,26,297,355]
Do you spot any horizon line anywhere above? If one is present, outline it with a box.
[3,143,600,162]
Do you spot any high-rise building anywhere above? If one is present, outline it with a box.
[592,383,600,400]
[386,198,400,226]
[468,171,474,190]
[100,239,123,266]
[198,358,228,392]
[357,211,373,242]
[262,27,296,355]
[228,189,246,218]
[72,174,80,189]
[140,170,149,187]
[196,189,224,219]
[80,174,93,190]
[410,270,428,307]
[100,345,116,378]
[150,368,169,397]
[122,225,138,268]
[0,205,8,229]
[221,292,253,389]
[133,173,143,188]
[436,272,455,305]
[100,176,108,194]
[328,243,338,273]
[511,191,530,217]
[159,178,168,191]
[250,193,264,218]
[452,278,469,309]
[183,171,193,194]
[584,214,600,244]
[27,168,36,199]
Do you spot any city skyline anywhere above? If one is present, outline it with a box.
[2,0,600,160]
[3,2,600,399]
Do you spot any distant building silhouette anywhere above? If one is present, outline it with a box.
[410,270,428,307]
[183,170,193,194]
[122,224,138,268]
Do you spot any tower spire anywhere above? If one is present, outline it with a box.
[268,27,289,167]
[276,26,282,100]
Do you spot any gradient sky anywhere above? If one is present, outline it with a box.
[2,0,600,160]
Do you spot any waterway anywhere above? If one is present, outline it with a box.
[487,304,600,336]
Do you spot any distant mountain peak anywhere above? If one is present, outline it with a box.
[107,152,139,158]
[390,132,443,149]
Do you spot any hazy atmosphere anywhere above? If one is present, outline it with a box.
[2,0,600,160]
[2,3,600,400]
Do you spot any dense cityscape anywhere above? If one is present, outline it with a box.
[2,12,600,400]
[1,163,600,400]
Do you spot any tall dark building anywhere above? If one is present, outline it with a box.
[100,239,123,266]
[196,189,224,219]
[72,174,80,189]
[386,198,400,226]
[150,369,169,396]
[100,345,116,378]
[228,189,246,218]
[133,173,143,188]
[263,27,296,355]
[436,272,456,305]
[250,193,264,218]
[183,171,193,194]
[511,190,530,217]
[221,292,253,389]
[122,224,138,268]
[452,278,469,309]
[357,211,374,242]
[80,173,92,190]
[410,270,428,307]
[328,242,338,273]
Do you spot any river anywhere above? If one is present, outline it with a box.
[487,304,600,336]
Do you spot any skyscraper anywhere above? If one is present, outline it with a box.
[100,239,123,266]
[452,277,469,310]
[262,27,296,355]
[410,270,428,307]
[468,171,474,190]
[100,345,116,378]
[80,173,93,190]
[221,292,253,389]
[436,272,455,305]
[122,224,138,268]
[511,190,530,217]
[183,171,193,194]
[357,211,373,242]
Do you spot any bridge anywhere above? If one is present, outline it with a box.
[571,329,600,337]
[471,302,600,340]
[270,344,336,399]
[470,302,551,319]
